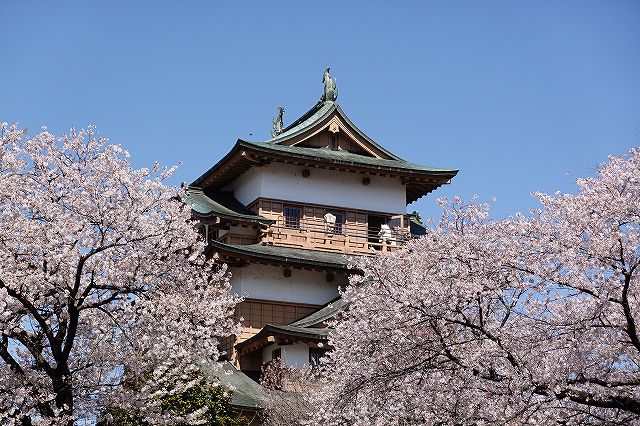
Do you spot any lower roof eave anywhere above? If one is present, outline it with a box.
[235,325,331,356]
[206,241,363,273]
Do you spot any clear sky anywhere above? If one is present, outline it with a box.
[1,1,638,220]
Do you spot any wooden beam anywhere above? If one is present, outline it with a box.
[240,150,264,165]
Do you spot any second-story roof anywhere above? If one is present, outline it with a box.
[184,186,273,225]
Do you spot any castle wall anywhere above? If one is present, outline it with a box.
[226,163,406,214]
[261,343,310,367]
[229,264,343,305]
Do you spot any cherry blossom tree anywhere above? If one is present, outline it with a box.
[312,149,640,425]
[260,359,318,426]
[0,123,239,425]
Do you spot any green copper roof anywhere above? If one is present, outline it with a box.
[266,324,330,338]
[190,100,458,204]
[266,101,403,161]
[289,296,349,328]
[184,187,272,224]
[238,139,457,174]
[268,101,335,143]
[213,361,269,411]
[208,240,362,271]
[235,324,331,352]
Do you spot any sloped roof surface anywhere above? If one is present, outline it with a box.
[208,240,362,271]
[214,361,269,410]
[267,101,402,161]
[266,324,331,338]
[289,296,349,328]
[235,324,331,352]
[184,187,271,224]
[238,139,456,174]
[267,101,334,144]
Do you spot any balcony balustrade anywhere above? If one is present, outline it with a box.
[260,215,410,255]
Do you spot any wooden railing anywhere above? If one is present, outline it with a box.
[260,216,410,255]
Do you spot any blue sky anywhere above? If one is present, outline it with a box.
[1,1,638,220]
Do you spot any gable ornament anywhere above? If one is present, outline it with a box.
[321,67,338,103]
[271,105,285,138]
[329,119,340,134]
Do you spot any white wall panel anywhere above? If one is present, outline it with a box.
[227,163,406,214]
[229,264,342,305]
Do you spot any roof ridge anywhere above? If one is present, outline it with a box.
[266,101,336,144]
[280,100,325,133]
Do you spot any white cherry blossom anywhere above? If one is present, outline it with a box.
[312,148,640,425]
[0,124,239,425]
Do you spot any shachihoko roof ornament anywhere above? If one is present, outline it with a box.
[271,105,284,138]
[321,67,338,102]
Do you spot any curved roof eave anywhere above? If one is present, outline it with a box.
[190,139,244,187]
[207,240,362,272]
[236,140,459,176]
[184,187,273,225]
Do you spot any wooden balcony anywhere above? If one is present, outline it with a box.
[258,209,410,255]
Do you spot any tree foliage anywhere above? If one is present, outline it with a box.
[99,375,244,426]
[312,149,640,425]
[260,359,317,426]
[0,124,239,425]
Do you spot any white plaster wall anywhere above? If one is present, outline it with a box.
[261,343,310,367]
[229,264,342,305]
[282,343,310,368]
[262,343,279,364]
[225,167,262,206]
[227,163,406,214]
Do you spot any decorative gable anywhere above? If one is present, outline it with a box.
[286,114,381,158]
[271,107,394,159]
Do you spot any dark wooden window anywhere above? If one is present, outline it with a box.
[272,348,281,361]
[284,206,302,229]
[326,212,344,235]
[333,213,344,234]
[309,347,327,367]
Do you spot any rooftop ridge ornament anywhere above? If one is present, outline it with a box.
[271,105,285,138]
[321,67,338,103]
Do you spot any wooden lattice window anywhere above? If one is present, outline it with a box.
[272,348,282,361]
[284,205,302,229]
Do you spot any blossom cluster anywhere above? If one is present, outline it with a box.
[312,149,640,425]
[0,124,239,425]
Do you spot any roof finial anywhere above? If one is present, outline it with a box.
[321,67,338,103]
[271,106,284,138]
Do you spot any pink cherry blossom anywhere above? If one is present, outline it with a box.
[0,123,239,425]
[312,148,640,425]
